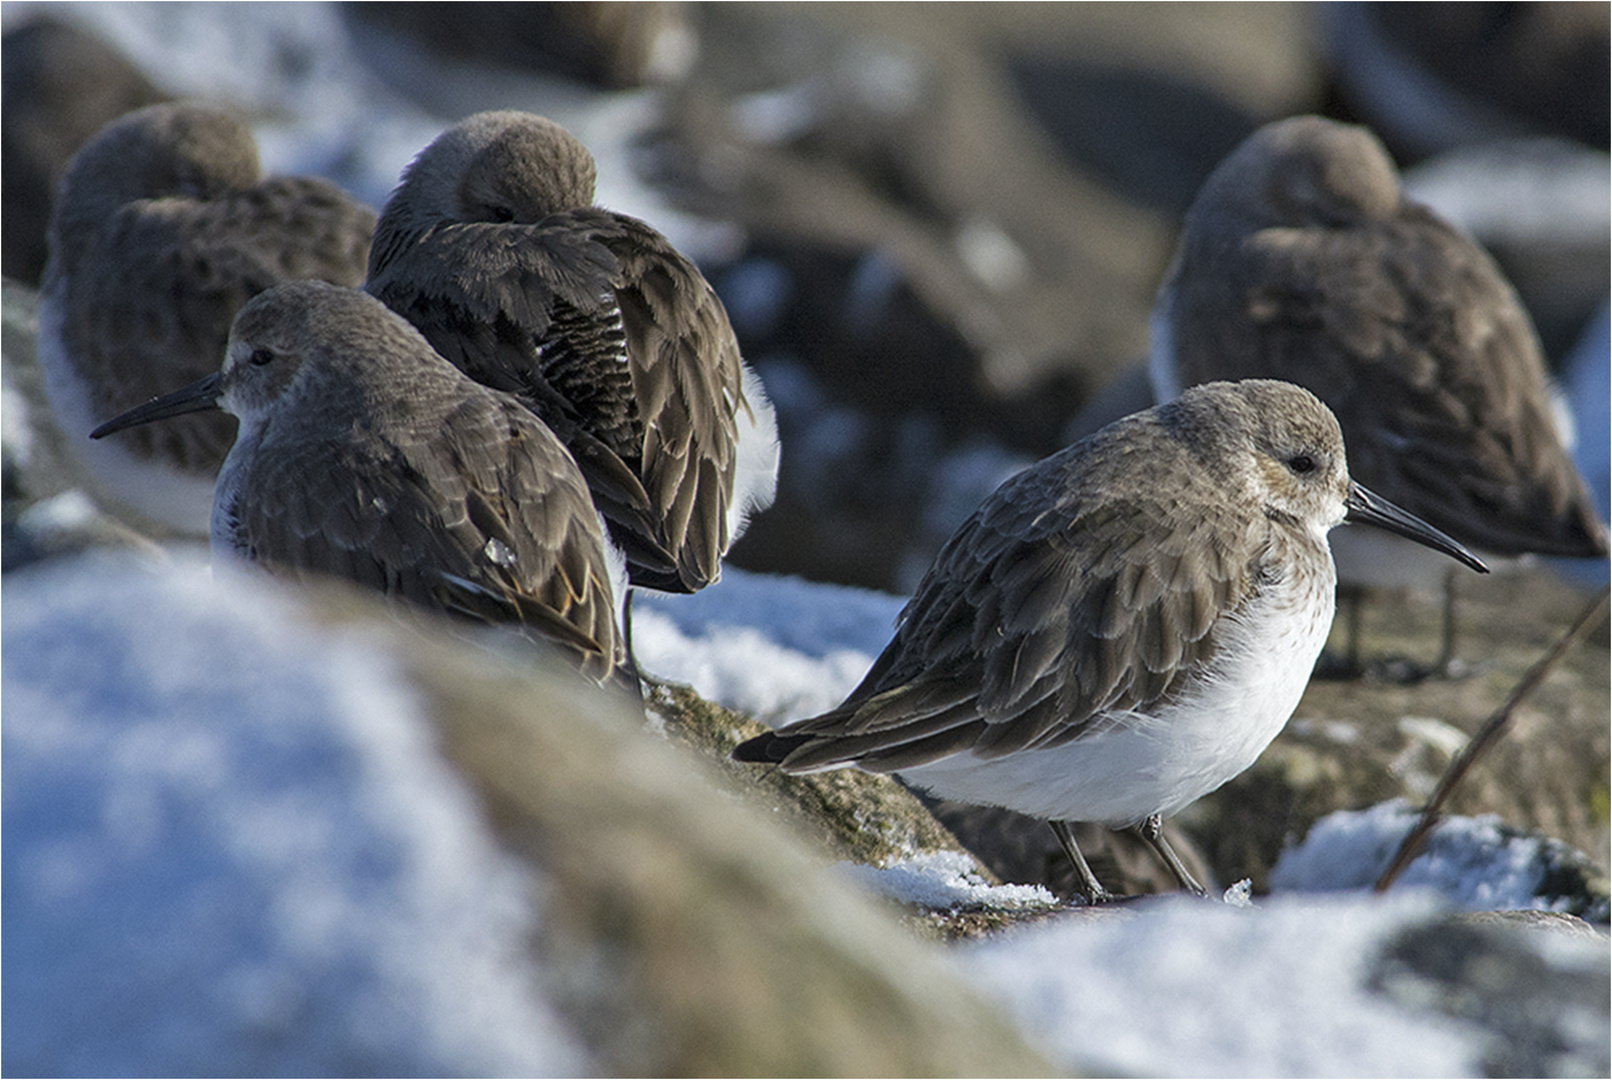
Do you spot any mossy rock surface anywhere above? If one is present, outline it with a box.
[649,679,982,868]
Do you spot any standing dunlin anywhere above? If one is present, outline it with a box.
[364,110,779,619]
[1151,115,1607,676]
[91,281,625,687]
[735,380,1486,902]
[39,101,377,536]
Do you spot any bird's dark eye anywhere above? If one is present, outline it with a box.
[250,347,275,367]
[1288,453,1316,475]
[489,206,515,224]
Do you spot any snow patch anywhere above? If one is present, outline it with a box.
[3,554,588,1077]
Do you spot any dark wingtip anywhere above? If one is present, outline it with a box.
[625,563,701,595]
[731,730,811,765]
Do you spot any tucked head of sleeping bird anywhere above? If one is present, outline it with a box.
[1151,115,1606,678]
[41,100,376,536]
[364,110,779,666]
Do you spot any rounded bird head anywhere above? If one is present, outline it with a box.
[1161,381,1485,572]
[90,282,450,442]
[1188,115,1401,234]
[219,281,450,427]
[54,101,260,229]
[215,283,337,426]
[1163,380,1354,543]
[382,110,598,228]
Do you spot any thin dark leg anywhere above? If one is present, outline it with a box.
[1049,820,1114,904]
[1315,584,1366,680]
[1343,585,1364,675]
[1437,567,1460,676]
[616,586,650,704]
[623,587,637,665]
[1134,814,1210,897]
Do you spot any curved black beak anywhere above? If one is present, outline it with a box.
[1344,482,1488,574]
[90,372,224,439]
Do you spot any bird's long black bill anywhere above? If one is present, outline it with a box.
[89,372,224,439]
[1344,482,1488,574]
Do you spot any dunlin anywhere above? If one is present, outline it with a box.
[91,281,625,686]
[39,100,376,536]
[1151,115,1607,675]
[735,380,1486,902]
[365,110,778,611]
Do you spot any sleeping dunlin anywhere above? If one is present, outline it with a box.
[41,101,375,535]
[365,110,778,643]
[1151,115,1606,676]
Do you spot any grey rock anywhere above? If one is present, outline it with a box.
[1323,1,1609,157]
[1367,911,1611,1077]
[6,554,1059,1076]
[646,678,988,874]
[403,605,1055,1074]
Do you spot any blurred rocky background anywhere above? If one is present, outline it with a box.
[649,2,1609,594]
[8,3,1607,593]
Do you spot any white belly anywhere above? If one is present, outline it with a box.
[897,562,1335,827]
[726,365,780,546]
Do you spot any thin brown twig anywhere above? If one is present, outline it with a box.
[1374,583,1611,893]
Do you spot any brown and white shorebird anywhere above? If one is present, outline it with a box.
[735,380,1486,903]
[39,100,376,536]
[91,281,626,687]
[364,110,779,630]
[1150,114,1607,676]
